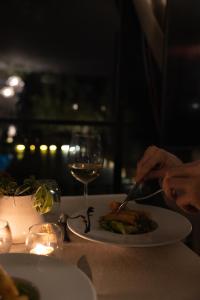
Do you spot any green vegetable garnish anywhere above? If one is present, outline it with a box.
[0,174,58,214]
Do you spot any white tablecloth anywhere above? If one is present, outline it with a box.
[11,195,200,300]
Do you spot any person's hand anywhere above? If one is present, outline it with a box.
[162,160,200,213]
[135,145,183,183]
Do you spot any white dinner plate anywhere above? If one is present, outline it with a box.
[67,201,192,247]
[0,253,96,300]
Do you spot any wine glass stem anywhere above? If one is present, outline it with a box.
[84,183,88,208]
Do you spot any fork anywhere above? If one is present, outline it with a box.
[116,188,163,213]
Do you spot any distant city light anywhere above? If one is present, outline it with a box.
[0,87,15,98]
[7,125,17,137]
[6,75,25,92]
[72,103,79,110]
[30,145,36,151]
[49,145,57,151]
[69,146,76,152]
[108,160,114,169]
[121,168,126,178]
[191,102,200,110]
[40,145,48,151]
[16,152,24,160]
[103,158,108,166]
[61,145,69,153]
[16,144,25,152]
[100,105,107,112]
[6,137,13,143]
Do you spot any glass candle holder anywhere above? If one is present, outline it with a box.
[25,223,63,256]
[0,219,12,253]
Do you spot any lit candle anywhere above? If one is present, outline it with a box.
[30,244,54,255]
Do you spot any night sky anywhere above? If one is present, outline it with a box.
[0,0,119,74]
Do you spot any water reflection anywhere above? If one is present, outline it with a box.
[0,154,13,171]
[4,145,114,196]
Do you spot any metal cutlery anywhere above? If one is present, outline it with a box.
[116,183,140,213]
[116,187,163,213]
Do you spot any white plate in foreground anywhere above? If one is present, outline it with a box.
[0,253,96,300]
[67,201,192,247]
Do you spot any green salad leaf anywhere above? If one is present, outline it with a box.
[33,185,54,214]
[0,173,59,214]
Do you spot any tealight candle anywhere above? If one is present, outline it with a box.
[30,243,54,255]
[26,223,63,257]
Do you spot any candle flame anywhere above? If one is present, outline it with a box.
[30,244,54,255]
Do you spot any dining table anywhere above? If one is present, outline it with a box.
[10,194,200,300]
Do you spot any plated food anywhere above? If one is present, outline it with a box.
[0,265,29,300]
[99,201,158,234]
[67,195,192,247]
[0,253,96,300]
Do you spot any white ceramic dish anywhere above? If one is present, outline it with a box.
[0,253,97,300]
[67,201,192,247]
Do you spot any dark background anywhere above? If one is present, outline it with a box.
[1,0,200,254]
[1,0,200,193]
[0,0,159,196]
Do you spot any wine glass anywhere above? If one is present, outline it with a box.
[68,133,103,208]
